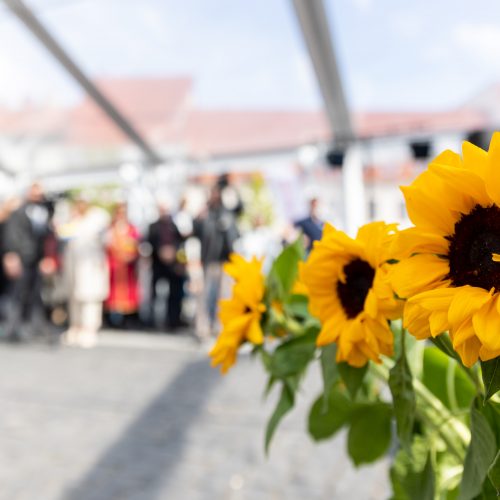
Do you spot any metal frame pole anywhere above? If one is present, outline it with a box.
[4,0,162,165]
[290,0,365,234]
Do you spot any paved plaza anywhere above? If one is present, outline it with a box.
[0,331,389,500]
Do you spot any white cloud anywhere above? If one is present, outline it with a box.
[349,0,374,14]
[453,23,500,63]
[421,45,451,64]
[390,11,423,39]
[294,51,318,97]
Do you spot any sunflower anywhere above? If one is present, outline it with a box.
[391,134,500,367]
[209,254,266,373]
[301,222,402,367]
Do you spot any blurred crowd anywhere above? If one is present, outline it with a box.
[0,176,324,348]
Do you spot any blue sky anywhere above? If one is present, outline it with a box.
[0,0,500,112]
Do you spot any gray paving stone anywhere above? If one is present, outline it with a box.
[0,334,390,500]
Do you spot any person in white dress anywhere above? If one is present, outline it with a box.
[60,199,109,348]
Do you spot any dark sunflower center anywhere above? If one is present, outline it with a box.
[336,258,375,319]
[447,204,500,290]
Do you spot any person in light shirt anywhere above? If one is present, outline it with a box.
[60,198,109,348]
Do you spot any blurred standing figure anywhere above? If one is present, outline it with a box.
[193,185,239,338]
[2,183,53,342]
[105,203,140,328]
[0,198,19,318]
[294,197,324,251]
[147,203,186,330]
[61,199,109,348]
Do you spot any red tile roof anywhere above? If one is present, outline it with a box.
[0,105,68,137]
[184,110,330,156]
[67,77,192,145]
[354,110,487,138]
[0,77,493,157]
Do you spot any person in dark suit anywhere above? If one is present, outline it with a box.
[2,183,54,341]
[295,197,324,252]
[147,203,186,331]
[193,184,240,338]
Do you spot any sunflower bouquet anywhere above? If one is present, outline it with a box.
[209,136,500,499]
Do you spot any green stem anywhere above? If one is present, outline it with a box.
[446,358,459,414]
[469,364,484,396]
[429,335,484,395]
[370,361,470,459]
[284,317,304,336]
[414,408,464,462]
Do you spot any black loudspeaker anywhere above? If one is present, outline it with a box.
[326,148,345,168]
[217,173,230,189]
[466,130,490,151]
[409,140,431,160]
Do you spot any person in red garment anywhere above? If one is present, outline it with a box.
[105,203,140,329]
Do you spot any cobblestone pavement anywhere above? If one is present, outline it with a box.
[0,331,390,500]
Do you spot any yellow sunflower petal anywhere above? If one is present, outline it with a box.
[472,296,500,351]
[391,227,449,259]
[209,336,239,374]
[222,313,252,337]
[451,320,477,347]
[455,335,481,367]
[391,254,449,298]
[409,285,457,308]
[401,169,462,235]
[322,224,363,256]
[479,344,500,362]
[404,302,431,340]
[448,285,493,330]
[430,149,462,169]
[246,318,264,345]
[365,316,393,345]
[364,289,378,318]
[343,316,365,342]
[316,316,343,346]
[428,163,489,208]
[429,310,449,337]
[356,221,397,267]
[356,338,380,364]
[462,140,488,179]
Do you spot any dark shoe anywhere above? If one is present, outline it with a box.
[7,333,22,343]
[168,319,190,329]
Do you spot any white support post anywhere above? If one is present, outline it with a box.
[342,143,366,236]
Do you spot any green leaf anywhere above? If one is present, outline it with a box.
[338,362,368,399]
[481,399,500,447]
[263,374,277,399]
[258,347,272,371]
[268,328,317,378]
[266,238,304,299]
[417,455,436,500]
[458,406,497,500]
[284,294,310,319]
[480,357,500,401]
[488,450,500,496]
[390,440,435,500]
[347,402,392,465]
[308,386,351,441]
[422,347,475,410]
[389,348,416,450]
[430,333,462,364]
[265,383,295,453]
[320,344,339,410]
